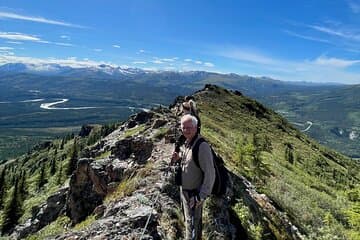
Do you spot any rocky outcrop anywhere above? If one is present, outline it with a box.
[233,174,304,240]
[111,137,153,164]
[79,124,95,137]
[67,136,153,224]
[12,187,68,239]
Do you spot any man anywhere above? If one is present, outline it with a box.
[172,114,215,240]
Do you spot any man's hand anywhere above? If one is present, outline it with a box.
[170,151,180,165]
[189,196,204,209]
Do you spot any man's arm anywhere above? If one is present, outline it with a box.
[197,142,215,200]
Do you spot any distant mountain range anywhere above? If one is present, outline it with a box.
[0,62,359,158]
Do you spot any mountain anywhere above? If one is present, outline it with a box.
[0,85,359,239]
[0,62,359,161]
[0,62,146,77]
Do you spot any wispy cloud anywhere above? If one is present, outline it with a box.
[283,30,332,44]
[309,25,360,41]
[0,54,117,69]
[132,61,147,64]
[93,48,103,52]
[112,44,121,48]
[0,32,41,41]
[312,56,360,67]
[0,11,86,28]
[0,47,13,51]
[54,42,73,47]
[137,49,147,54]
[152,60,163,64]
[217,47,277,65]
[60,35,70,40]
[347,0,360,13]
[184,58,192,62]
[204,62,214,67]
[0,32,73,47]
[213,46,360,84]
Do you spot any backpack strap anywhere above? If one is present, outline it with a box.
[192,137,206,169]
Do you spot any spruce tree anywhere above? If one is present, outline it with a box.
[285,143,294,164]
[50,158,56,175]
[67,138,78,175]
[0,167,6,209]
[1,178,22,234]
[57,163,63,185]
[60,138,65,150]
[37,163,47,190]
[18,171,27,201]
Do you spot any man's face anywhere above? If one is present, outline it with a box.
[181,119,196,141]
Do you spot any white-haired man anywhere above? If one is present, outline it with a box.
[172,114,215,240]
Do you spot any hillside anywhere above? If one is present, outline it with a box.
[0,85,359,239]
[258,84,360,158]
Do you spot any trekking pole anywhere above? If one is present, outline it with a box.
[140,191,160,240]
[191,203,196,240]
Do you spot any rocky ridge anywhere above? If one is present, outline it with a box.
[11,87,304,240]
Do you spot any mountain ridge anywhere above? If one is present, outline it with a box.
[0,85,359,239]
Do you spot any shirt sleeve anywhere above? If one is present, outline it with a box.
[198,142,215,199]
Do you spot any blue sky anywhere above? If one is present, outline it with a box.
[1,0,360,84]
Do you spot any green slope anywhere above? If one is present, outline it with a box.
[196,85,360,239]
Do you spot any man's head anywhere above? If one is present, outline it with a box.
[181,114,198,141]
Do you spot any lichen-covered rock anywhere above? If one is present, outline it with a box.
[12,187,68,239]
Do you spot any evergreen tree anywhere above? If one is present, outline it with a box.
[18,170,27,201]
[60,138,65,150]
[1,178,23,234]
[67,139,78,175]
[0,167,6,209]
[57,162,63,185]
[50,158,56,175]
[37,163,47,190]
[285,143,294,164]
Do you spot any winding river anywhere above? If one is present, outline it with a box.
[40,99,98,110]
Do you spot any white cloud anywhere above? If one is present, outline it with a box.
[217,47,277,65]
[309,25,360,41]
[138,49,146,54]
[204,62,214,67]
[0,54,117,69]
[0,47,13,50]
[54,42,74,47]
[0,33,73,47]
[93,48,103,52]
[0,32,41,41]
[0,11,86,28]
[60,35,70,40]
[152,60,163,64]
[213,46,360,84]
[195,60,202,64]
[161,58,176,62]
[132,61,147,64]
[184,58,192,62]
[112,44,121,48]
[312,56,360,68]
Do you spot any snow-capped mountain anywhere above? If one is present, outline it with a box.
[0,62,147,77]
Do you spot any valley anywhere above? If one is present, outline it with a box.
[0,63,359,160]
